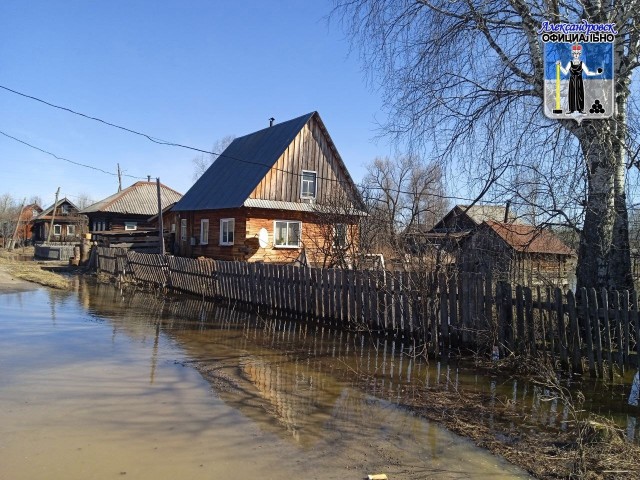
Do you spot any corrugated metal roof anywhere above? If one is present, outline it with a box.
[172,112,315,212]
[484,220,574,255]
[243,198,367,216]
[456,204,517,224]
[80,181,182,216]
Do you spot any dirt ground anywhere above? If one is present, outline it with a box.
[362,364,640,480]
[0,268,38,293]
[0,247,71,290]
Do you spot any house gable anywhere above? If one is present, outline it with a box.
[173,112,362,212]
[248,112,361,207]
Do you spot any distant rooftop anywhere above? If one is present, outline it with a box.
[81,181,182,216]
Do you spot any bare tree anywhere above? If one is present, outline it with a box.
[308,190,365,268]
[333,0,640,290]
[192,135,235,181]
[360,154,448,260]
[0,194,18,247]
[75,193,94,210]
[28,195,42,208]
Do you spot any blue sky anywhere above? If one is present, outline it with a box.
[0,1,389,208]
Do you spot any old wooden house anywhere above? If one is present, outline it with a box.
[171,112,364,265]
[459,220,575,288]
[32,198,87,243]
[81,181,182,233]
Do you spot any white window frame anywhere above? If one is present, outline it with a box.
[300,170,317,199]
[53,224,62,236]
[124,222,137,231]
[219,218,234,246]
[170,223,176,233]
[274,220,301,248]
[200,219,209,245]
[67,224,76,236]
[181,219,187,242]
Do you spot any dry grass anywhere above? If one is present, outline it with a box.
[0,250,70,290]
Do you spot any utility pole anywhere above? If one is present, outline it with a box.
[46,187,60,244]
[8,197,26,251]
[117,164,122,192]
[156,178,165,255]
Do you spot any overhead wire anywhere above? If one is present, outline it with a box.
[0,84,504,205]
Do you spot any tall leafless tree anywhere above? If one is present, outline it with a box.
[192,135,235,181]
[360,154,448,258]
[333,0,640,290]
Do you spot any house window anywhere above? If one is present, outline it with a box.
[181,219,187,242]
[53,224,61,236]
[93,219,106,232]
[124,222,137,231]
[32,209,39,218]
[60,204,69,215]
[301,170,317,199]
[220,218,234,245]
[274,220,301,248]
[170,223,176,233]
[334,223,347,249]
[200,219,209,245]
[67,225,76,236]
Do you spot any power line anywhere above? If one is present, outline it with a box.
[0,84,503,205]
[0,130,144,180]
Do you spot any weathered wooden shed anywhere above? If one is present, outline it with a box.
[171,112,364,265]
[459,220,575,288]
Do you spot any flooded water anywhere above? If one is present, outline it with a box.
[0,280,533,480]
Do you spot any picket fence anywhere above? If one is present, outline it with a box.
[96,247,639,377]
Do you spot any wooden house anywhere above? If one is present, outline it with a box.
[411,204,517,270]
[32,198,87,243]
[81,181,182,234]
[20,203,43,242]
[459,220,575,288]
[171,112,364,265]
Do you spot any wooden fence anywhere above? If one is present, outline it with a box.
[95,247,640,377]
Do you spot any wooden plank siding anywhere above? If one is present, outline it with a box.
[248,118,357,204]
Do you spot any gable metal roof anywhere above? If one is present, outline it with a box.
[34,197,78,220]
[80,181,183,216]
[172,112,315,212]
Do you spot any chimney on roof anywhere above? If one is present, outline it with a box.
[269,117,275,127]
[504,200,511,223]
[147,175,151,182]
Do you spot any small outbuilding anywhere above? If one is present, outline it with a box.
[459,220,575,288]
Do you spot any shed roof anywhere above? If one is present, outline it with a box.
[81,181,182,216]
[484,220,573,256]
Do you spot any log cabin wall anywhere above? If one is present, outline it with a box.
[173,207,354,265]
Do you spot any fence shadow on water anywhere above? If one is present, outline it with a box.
[96,247,640,379]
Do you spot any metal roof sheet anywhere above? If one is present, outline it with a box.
[484,220,574,256]
[172,112,315,212]
[80,181,182,216]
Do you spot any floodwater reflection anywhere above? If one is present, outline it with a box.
[83,279,640,447]
[3,278,633,479]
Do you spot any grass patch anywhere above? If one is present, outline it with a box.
[0,254,70,290]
